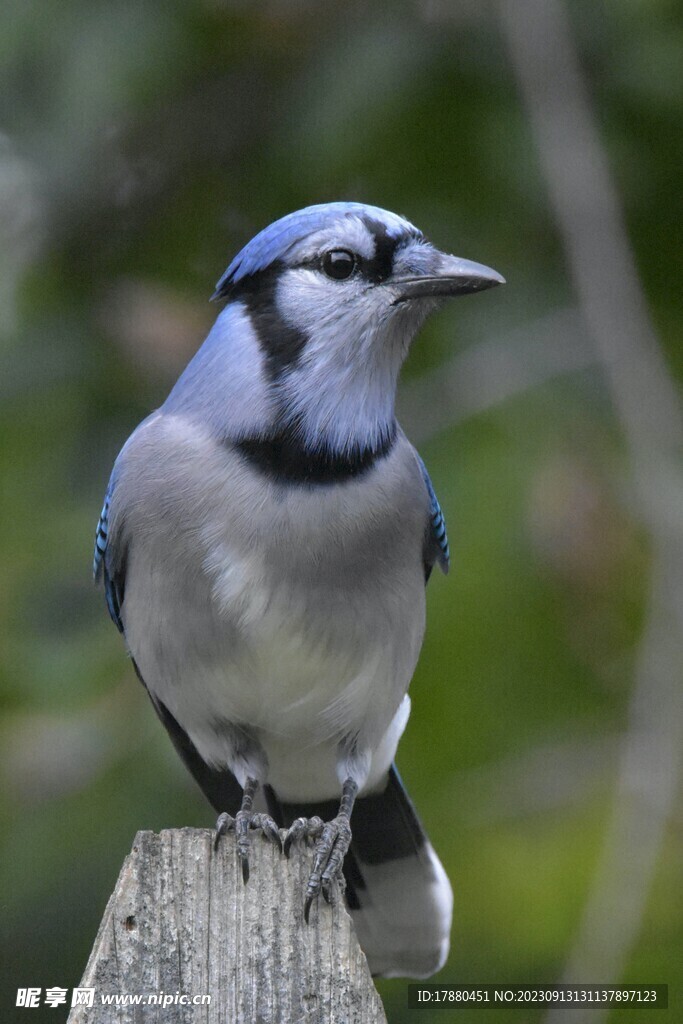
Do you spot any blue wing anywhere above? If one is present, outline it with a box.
[93,493,109,580]
[93,483,125,633]
[415,453,450,580]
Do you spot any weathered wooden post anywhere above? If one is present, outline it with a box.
[68,828,387,1023]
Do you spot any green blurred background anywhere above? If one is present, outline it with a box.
[1,1,681,1021]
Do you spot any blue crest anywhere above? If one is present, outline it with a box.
[213,202,419,298]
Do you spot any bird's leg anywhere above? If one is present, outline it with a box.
[291,778,359,923]
[214,776,282,883]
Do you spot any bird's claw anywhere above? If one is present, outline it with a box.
[251,812,283,850]
[214,811,235,850]
[214,809,282,882]
[283,815,324,858]
[302,815,352,923]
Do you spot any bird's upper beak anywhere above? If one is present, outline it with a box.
[391,252,505,304]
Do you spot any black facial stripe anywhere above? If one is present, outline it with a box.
[360,218,398,283]
[360,218,423,284]
[214,264,307,382]
[232,421,397,485]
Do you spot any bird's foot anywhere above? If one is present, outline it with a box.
[214,809,282,883]
[300,813,352,923]
[283,777,358,922]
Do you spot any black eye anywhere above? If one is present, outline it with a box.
[322,249,357,280]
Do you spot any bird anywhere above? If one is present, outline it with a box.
[94,201,503,978]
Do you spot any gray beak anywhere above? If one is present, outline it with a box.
[392,254,505,304]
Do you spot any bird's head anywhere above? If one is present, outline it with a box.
[214,202,503,362]
[169,203,503,457]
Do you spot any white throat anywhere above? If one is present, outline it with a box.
[273,273,425,454]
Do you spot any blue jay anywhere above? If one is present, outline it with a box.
[94,202,503,978]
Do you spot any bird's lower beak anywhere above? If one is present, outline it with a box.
[391,254,505,304]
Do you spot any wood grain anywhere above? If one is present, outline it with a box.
[68,828,387,1023]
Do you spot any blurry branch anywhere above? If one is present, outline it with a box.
[450,734,621,826]
[497,0,683,465]
[0,135,44,336]
[398,307,595,443]
[497,0,683,1017]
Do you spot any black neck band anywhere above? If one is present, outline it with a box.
[232,423,397,485]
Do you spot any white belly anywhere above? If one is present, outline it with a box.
[125,529,424,799]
